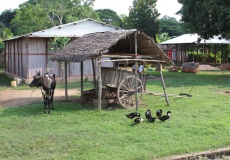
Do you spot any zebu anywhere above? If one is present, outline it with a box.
[29,71,56,114]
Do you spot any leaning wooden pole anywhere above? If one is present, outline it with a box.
[97,56,102,110]
[158,62,169,106]
[134,30,138,111]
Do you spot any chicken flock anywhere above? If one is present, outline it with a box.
[126,109,171,123]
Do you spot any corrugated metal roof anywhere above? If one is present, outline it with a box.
[200,35,230,44]
[160,34,230,45]
[4,18,123,41]
[160,34,198,44]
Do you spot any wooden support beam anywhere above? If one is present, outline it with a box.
[91,57,96,90]
[101,54,152,59]
[97,56,102,110]
[64,60,68,100]
[81,61,83,99]
[99,59,165,63]
[145,91,188,98]
[158,62,170,106]
[134,31,138,111]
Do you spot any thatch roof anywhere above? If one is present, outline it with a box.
[50,29,173,65]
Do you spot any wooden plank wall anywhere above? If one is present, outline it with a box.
[5,38,113,79]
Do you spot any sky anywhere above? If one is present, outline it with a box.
[0,0,182,20]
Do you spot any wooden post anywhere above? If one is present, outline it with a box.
[203,44,205,63]
[81,61,83,99]
[226,45,229,63]
[207,45,210,63]
[158,62,169,106]
[181,46,184,63]
[214,44,217,63]
[196,46,199,62]
[220,45,222,63]
[176,45,178,63]
[134,30,138,111]
[192,44,194,62]
[64,60,68,100]
[91,57,96,90]
[97,56,102,110]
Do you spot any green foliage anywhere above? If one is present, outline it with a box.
[69,4,100,23]
[96,9,122,28]
[156,32,172,43]
[120,14,129,29]
[2,28,13,40]
[35,0,99,26]
[5,0,98,36]
[0,9,16,28]
[0,22,6,37]
[159,16,185,37]
[11,3,52,35]
[0,69,12,89]
[0,22,13,52]
[126,0,160,41]
[178,0,230,39]
[50,37,71,52]
[0,70,230,159]
[0,39,4,53]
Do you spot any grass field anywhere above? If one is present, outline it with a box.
[0,69,230,160]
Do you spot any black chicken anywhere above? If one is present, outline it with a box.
[158,111,171,122]
[147,117,156,123]
[145,109,156,123]
[134,117,144,123]
[126,112,141,119]
[156,109,162,118]
[145,109,152,119]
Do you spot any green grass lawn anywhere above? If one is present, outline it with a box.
[0,69,230,160]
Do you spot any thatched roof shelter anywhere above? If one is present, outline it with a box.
[50,29,173,65]
[50,29,172,110]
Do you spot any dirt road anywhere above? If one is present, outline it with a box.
[0,88,78,107]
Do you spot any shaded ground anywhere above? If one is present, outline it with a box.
[0,88,78,107]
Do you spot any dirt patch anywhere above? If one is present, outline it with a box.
[199,64,221,71]
[0,88,79,108]
[216,90,230,95]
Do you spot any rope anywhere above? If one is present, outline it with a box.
[28,89,35,100]
[28,89,34,102]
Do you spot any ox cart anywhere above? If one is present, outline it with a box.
[82,67,148,108]
[101,67,147,108]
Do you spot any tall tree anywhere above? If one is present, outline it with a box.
[120,14,129,29]
[0,9,16,28]
[11,3,52,35]
[159,16,185,37]
[36,0,99,26]
[177,0,230,39]
[68,4,100,23]
[96,9,122,28]
[126,0,160,42]
[10,0,99,35]
[0,24,13,53]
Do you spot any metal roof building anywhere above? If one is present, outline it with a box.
[160,34,230,64]
[160,34,230,45]
[4,18,122,83]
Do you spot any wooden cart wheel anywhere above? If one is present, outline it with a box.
[117,75,144,108]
